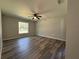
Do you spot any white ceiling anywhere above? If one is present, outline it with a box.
[0,0,67,20]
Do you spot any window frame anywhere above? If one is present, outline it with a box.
[18,21,29,34]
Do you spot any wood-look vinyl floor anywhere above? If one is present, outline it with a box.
[2,36,65,59]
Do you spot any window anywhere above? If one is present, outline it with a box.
[18,22,29,34]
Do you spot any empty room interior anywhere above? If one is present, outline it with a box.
[0,0,68,59]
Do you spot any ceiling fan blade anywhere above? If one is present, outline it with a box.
[37,17,40,20]
[41,14,63,20]
[39,14,55,20]
[38,16,42,17]
[32,17,34,20]
[26,15,33,19]
[30,9,36,13]
[27,6,36,13]
[39,9,56,15]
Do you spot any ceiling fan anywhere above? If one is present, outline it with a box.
[25,0,64,21]
[32,13,42,20]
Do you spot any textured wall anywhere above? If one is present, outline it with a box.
[36,16,65,41]
[2,15,36,40]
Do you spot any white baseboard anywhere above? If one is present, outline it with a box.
[3,35,66,41]
[3,35,35,41]
[3,36,19,41]
[37,34,66,41]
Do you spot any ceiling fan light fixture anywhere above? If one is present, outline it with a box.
[34,17,37,19]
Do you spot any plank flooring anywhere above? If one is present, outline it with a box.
[2,36,65,59]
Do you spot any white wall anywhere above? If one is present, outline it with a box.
[0,9,2,59]
[2,15,36,40]
[36,16,65,41]
[66,0,79,59]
